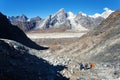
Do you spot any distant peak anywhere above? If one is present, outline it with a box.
[57,8,65,13]
[20,14,27,17]
[21,14,25,16]
[17,14,28,19]
[78,12,87,17]
[52,8,66,17]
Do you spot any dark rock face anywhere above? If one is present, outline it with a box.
[0,12,48,50]
[0,39,68,80]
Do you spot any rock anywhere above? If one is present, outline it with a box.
[0,39,68,80]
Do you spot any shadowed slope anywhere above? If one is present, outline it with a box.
[0,39,68,80]
[0,12,48,50]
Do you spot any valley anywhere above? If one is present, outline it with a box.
[26,29,120,80]
[26,10,120,79]
[0,7,120,80]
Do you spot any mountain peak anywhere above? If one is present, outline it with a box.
[78,12,87,17]
[20,14,26,17]
[57,8,65,13]
[18,14,28,21]
[30,16,41,22]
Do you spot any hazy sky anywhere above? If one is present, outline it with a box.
[0,0,120,18]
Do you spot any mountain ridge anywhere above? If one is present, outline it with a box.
[8,8,113,32]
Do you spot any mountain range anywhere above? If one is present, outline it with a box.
[8,8,114,32]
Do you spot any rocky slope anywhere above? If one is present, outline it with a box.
[0,39,68,80]
[0,12,48,50]
[73,10,120,63]
[56,10,120,63]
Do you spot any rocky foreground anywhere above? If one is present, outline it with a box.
[0,39,69,80]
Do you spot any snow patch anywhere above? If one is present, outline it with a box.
[67,12,76,19]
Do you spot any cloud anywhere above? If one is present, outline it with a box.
[104,7,109,11]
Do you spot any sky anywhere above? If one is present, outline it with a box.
[0,0,120,18]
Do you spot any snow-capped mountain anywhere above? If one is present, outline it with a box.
[35,8,113,31]
[74,12,104,29]
[67,12,87,31]
[8,8,114,31]
[36,8,88,31]
[36,8,71,29]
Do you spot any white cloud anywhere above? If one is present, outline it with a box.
[104,7,109,11]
